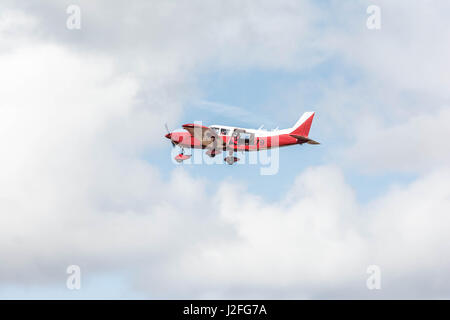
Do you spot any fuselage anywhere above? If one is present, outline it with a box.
[166,124,301,152]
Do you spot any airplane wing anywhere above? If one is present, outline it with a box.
[182,123,226,149]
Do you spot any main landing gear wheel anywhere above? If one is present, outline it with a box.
[224,156,239,165]
[224,150,239,165]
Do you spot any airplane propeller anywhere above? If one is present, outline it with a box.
[165,123,176,147]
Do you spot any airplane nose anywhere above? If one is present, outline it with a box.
[165,133,172,139]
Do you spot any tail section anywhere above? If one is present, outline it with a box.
[290,111,315,137]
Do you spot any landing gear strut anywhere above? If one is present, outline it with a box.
[206,149,222,158]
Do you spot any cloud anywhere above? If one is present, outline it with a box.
[0,42,136,282]
[344,107,450,173]
[337,0,450,101]
[132,165,450,299]
[5,0,327,71]
[1,0,450,300]
[0,26,234,290]
[195,100,253,118]
[192,100,276,126]
[275,1,450,175]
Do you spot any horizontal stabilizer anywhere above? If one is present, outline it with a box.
[290,134,320,145]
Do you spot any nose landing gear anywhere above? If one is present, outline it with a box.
[174,148,191,163]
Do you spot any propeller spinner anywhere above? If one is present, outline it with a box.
[164,123,176,147]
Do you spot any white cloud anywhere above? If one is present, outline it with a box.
[132,165,450,299]
[1,1,450,300]
[339,0,450,100]
[288,1,450,175]
[5,0,326,72]
[344,107,450,173]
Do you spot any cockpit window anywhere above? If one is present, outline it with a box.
[236,131,255,145]
[220,128,229,135]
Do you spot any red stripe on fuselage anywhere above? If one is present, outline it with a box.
[170,132,300,151]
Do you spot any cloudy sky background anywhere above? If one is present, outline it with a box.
[1,0,450,299]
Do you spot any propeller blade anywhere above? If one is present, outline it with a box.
[164,123,176,148]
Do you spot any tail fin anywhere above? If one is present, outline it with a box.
[290,111,315,137]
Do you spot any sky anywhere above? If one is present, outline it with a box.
[0,0,450,299]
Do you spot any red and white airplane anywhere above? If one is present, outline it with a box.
[165,111,319,165]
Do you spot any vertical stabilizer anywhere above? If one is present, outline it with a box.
[290,112,315,137]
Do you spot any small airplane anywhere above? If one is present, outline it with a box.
[165,111,319,165]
